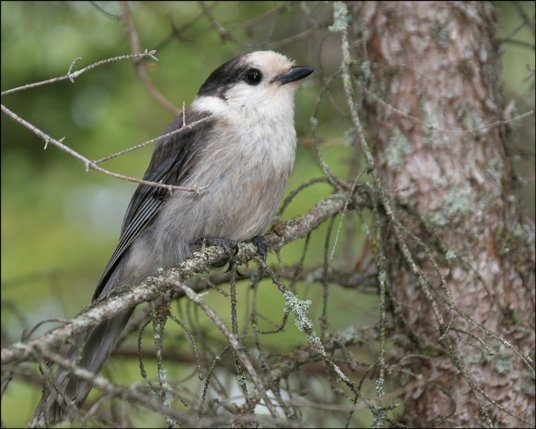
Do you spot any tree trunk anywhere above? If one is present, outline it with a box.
[355,2,535,427]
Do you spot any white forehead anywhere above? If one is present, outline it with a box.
[243,51,296,77]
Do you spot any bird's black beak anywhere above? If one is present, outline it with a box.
[272,66,315,85]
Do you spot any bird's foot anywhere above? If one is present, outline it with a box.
[245,235,268,262]
[195,235,268,274]
[195,237,238,272]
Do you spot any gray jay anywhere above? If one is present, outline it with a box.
[32,51,314,425]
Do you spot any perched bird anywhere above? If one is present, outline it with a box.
[32,51,314,425]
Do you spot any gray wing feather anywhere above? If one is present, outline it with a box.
[93,109,214,300]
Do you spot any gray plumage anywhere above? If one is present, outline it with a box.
[32,51,313,425]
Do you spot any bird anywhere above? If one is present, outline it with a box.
[32,50,314,425]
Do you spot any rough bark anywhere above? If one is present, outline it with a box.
[355,2,534,427]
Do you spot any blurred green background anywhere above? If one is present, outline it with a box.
[1,2,534,427]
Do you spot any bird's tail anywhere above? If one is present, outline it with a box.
[31,307,134,426]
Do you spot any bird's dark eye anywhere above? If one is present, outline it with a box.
[246,69,262,85]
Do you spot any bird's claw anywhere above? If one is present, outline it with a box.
[247,235,268,262]
[195,235,268,275]
[195,237,239,273]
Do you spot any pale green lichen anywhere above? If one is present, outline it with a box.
[442,183,471,219]
[493,352,513,375]
[384,129,413,170]
[284,291,313,331]
[445,250,457,260]
[329,1,348,33]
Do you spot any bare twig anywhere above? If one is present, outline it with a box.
[1,104,209,194]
